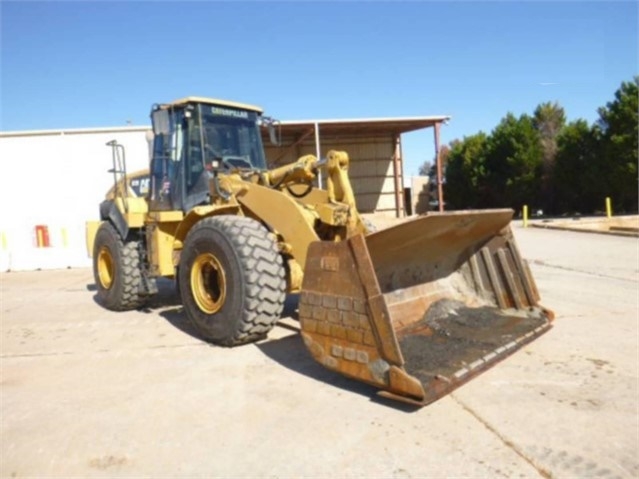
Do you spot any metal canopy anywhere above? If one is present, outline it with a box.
[264,115,450,215]
[274,116,449,138]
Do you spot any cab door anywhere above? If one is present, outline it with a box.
[149,108,186,212]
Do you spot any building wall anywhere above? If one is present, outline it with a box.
[410,175,431,215]
[0,128,150,271]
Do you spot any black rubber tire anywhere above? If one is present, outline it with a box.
[179,216,287,346]
[93,222,145,311]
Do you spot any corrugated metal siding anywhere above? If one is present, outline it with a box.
[264,135,399,214]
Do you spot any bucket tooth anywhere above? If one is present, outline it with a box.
[506,239,538,305]
[481,247,509,309]
[468,253,486,295]
[497,249,525,309]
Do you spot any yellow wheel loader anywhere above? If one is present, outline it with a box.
[87,97,553,406]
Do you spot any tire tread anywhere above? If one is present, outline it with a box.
[185,216,286,346]
[93,222,145,311]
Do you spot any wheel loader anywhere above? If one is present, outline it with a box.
[87,97,553,406]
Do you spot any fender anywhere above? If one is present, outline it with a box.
[99,197,149,240]
[235,183,319,267]
[173,204,242,246]
[99,200,129,240]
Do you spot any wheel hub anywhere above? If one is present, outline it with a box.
[97,246,114,289]
[191,253,227,314]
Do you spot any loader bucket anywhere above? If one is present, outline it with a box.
[299,209,553,406]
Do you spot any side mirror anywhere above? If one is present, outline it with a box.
[261,116,281,146]
[268,122,281,146]
[151,108,171,135]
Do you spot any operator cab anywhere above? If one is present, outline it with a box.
[149,97,270,212]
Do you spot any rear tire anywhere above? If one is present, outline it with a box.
[179,216,286,346]
[93,222,146,311]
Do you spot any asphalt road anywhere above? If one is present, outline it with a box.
[1,225,637,478]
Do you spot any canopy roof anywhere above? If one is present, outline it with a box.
[276,116,450,138]
[164,97,263,114]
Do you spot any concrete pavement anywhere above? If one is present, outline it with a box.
[1,226,637,478]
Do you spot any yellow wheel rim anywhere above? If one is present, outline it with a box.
[190,253,226,314]
[97,246,114,289]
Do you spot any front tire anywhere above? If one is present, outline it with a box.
[179,216,286,346]
[93,222,145,311]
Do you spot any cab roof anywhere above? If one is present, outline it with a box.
[163,96,263,114]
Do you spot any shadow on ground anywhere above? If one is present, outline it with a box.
[282,294,299,321]
[256,327,419,412]
[89,277,202,339]
[88,278,183,310]
[157,307,203,340]
[155,292,303,342]
[89,282,417,411]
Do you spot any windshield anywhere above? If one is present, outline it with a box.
[199,106,267,170]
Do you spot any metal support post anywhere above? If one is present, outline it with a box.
[314,122,322,188]
[434,122,444,212]
[392,134,404,218]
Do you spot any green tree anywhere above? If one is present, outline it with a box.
[419,144,450,176]
[444,135,488,209]
[418,160,433,176]
[533,102,566,212]
[439,78,637,214]
[484,113,543,210]
[597,77,639,212]
[554,120,603,213]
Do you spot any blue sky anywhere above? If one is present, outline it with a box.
[1,1,637,175]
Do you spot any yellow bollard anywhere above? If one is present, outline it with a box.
[523,205,528,228]
[606,197,612,219]
[1,232,7,251]
[61,228,68,248]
